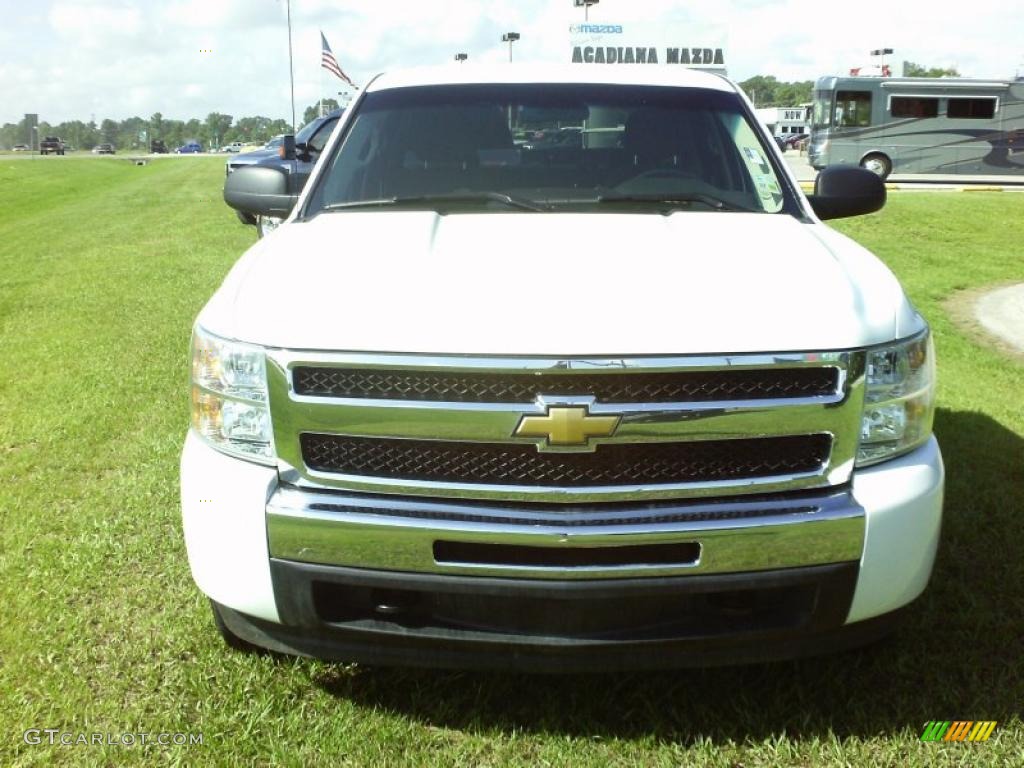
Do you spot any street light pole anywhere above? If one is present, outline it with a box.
[574,0,599,21]
[502,32,520,63]
[870,47,894,76]
[286,0,296,132]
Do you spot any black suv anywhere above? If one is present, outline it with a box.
[150,139,168,154]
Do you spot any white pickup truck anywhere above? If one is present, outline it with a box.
[183,65,943,671]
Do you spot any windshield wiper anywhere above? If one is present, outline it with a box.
[595,192,759,213]
[323,192,548,213]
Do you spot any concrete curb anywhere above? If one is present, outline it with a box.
[975,283,1024,355]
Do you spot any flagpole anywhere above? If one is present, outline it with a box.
[286,0,296,132]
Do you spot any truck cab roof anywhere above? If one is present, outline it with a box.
[365,64,737,93]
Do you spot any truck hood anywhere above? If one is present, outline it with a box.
[228,149,277,165]
[201,211,922,355]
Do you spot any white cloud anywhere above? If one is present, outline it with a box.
[2,0,1022,126]
[48,1,143,48]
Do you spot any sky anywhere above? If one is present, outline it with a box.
[1,0,1022,126]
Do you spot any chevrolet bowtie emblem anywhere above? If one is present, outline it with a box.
[514,406,620,448]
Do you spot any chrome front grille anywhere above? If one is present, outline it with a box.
[268,351,865,503]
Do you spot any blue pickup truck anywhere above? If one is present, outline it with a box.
[226,110,343,237]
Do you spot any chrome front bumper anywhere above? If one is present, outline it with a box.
[183,433,942,669]
[267,485,865,581]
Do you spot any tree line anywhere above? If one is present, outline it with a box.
[737,76,814,107]
[737,63,960,107]
[1,66,962,150]
[0,107,330,151]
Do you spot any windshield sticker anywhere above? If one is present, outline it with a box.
[742,146,783,206]
[743,146,770,175]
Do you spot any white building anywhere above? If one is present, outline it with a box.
[755,105,810,137]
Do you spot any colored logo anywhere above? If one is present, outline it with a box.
[569,24,624,34]
[920,721,997,742]
[514,405,619,449]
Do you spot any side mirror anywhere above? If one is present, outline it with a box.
[279,135,296,160]
[807,166,886,220]
[223,166,298,219]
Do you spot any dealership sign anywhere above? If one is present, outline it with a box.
[569,22,727,73]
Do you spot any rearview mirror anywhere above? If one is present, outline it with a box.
[223,166,298,219]
[807,166,886,221]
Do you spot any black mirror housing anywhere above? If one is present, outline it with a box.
[807,166,886,221]
[223,166,298,219]
[281,135,296,160]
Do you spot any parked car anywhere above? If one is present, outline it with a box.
[40,137,66,155]
[198,64,942,671]
[176,142,203,154]
[774,135,787,152]
[12,144,30,152]
[784,133,809,149]
[92,144,115,154]
[150,139,168,154]
[226,110,344,237]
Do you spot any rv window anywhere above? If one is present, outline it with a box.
[947,98,997,119]
[835,91,872,127]
[891,97,939,118]
[812,92,831,129]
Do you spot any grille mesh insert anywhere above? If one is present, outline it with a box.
[300,433,832,487]
[292,367,839,404]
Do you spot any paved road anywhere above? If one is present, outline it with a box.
[782,150,1024,190]
[0,151,228,160]
[976,284,1024,355]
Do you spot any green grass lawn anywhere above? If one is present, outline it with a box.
[0,158,1022,767]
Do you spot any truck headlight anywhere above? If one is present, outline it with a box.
[190,325,275,464]
[857,329,935,467]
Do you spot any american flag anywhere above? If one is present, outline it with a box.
[321,32,356,88]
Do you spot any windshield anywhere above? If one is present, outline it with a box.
[812,90,832,129]
[296,112,339,144]
[307,84,791,215]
